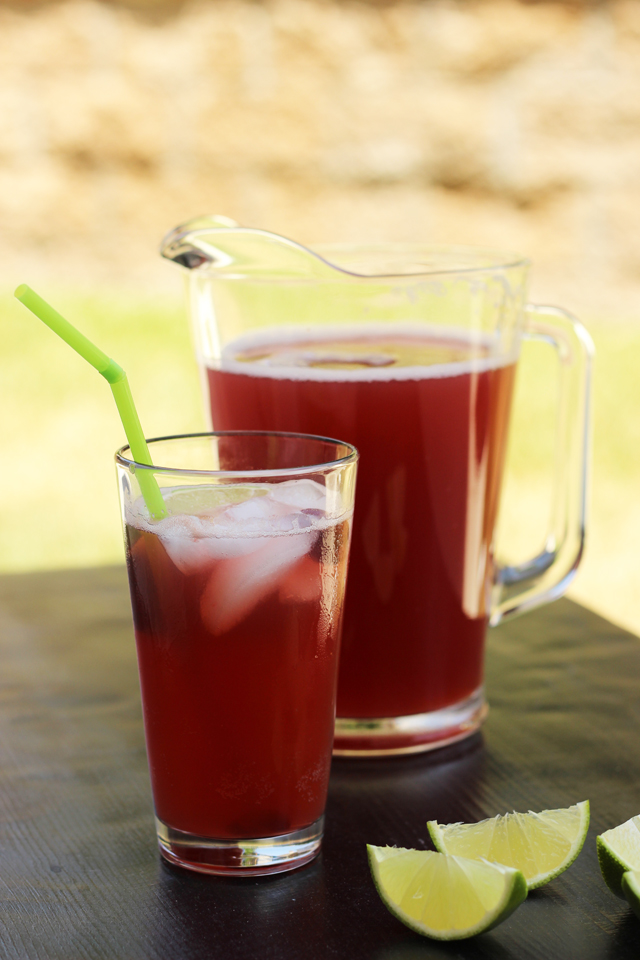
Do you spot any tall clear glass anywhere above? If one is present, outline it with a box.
[161,218,593,756]
[116,431,357,875]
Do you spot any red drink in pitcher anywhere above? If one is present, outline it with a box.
[206,327,516,748]
[124,479,351,840]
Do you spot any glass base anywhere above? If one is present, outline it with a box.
[156,816,323,877]
[333,687,487,757]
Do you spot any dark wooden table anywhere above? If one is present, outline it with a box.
[0,566,639,959]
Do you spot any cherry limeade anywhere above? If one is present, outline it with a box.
[124,480,351,839]
[206,327,516,721]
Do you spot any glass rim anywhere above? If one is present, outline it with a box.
[115,430,359,479]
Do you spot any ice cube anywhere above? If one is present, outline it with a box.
[269,479,326,512]
[219,494,292,525]
[279,555,323,604]
[157,513,269,573]
[200,529,317,634]
[143,489,321,575]
[215,489,322,535]
[162,532,268,573]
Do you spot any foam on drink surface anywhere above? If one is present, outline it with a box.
[125,479,349,635]
[217,323,515,382]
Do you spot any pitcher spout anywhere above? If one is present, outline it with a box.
[160,214,339,279]
[160,215,242,269]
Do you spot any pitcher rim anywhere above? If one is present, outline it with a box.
[160,219,530,278]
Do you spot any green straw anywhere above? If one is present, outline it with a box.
[14,284,168,520]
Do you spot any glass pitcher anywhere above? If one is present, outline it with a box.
[161,215,593,757]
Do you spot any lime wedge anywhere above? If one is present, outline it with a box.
[163,484,267,517]
[621,871,640,918]
[597,815,640,898]
[428,801,589,890]
[367,845,527,940]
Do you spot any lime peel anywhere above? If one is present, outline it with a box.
[621,871,640,918]
[367,845,527,941]
[428,800,589,890]
[597,815,640,898]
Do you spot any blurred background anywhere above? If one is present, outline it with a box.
[1,0,639,634]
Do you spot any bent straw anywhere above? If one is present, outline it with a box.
[14,284,168,520]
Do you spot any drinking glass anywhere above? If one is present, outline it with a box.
[116,431,357,875]
[161,219,593,756]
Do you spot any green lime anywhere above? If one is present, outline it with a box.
[621,870,640,919]
[597,815,640,898]
[163,484,267,517]
[367,845,527,941]
[428,801,589,890]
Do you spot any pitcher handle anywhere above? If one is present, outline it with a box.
[490,304,594,625]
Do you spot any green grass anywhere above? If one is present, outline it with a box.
[1,288,639,635]
[497,317,640,635]
[1,286,205,571]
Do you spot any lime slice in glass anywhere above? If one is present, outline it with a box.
[163,484,267,517]
[597,815,640,898]
[367,846,527,941]
[428,801,589,890]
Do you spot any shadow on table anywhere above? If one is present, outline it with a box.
[326,733,488,847]
[374,935,518,960]
[607,910,640,956]
[148,855,330,959]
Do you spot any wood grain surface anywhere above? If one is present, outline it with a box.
[0,566,638,959]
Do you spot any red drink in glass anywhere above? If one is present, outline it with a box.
[117,432,357,874]
[205,329,516,751]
